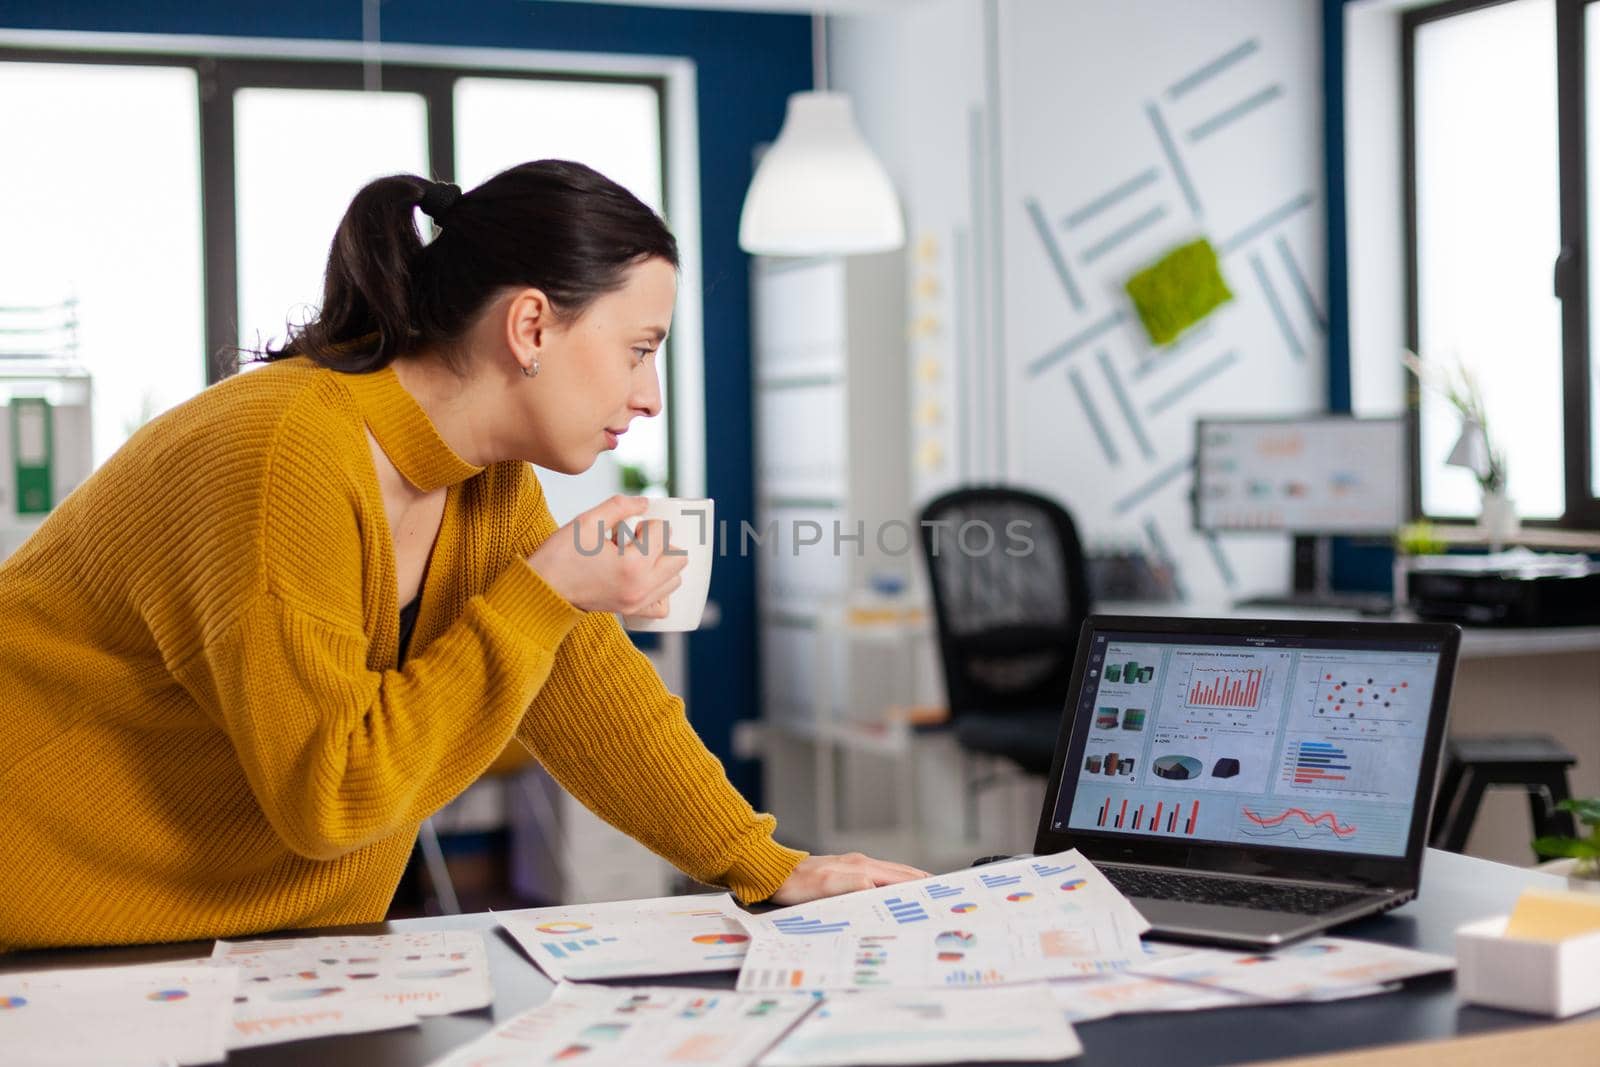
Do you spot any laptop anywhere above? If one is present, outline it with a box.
[1031,613,1461,948]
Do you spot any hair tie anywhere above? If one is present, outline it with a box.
[418,181,462,224]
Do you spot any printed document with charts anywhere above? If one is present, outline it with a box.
[1127,936,1454,1000]
[738,850,1149,991]
[426,983,816,1067]
[209,930,493,1047]
[499,893,754,981]
[0,961,237,1067]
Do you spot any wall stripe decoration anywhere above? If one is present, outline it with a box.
[1147,349,1241,416]
[1097,349,1155,461]
[1166,37,1261,100]
[1024,196,1086,310]
[1250,252,1306,360]
[1142,516,1190,601]
[1219,191,1315,255]
[967,105,992,477]
[1202,531,1239,589]
[1130,321,1217,381]
[1113,457,1191,516]
[1080,204,1170,265]
[923,3,1321,607]
[1026,309,1128,378]
[1186,83,1284,142]
[1063,167,1161,229]
[1069,367,1121,465]
[1275,234,1327,333]
[985,0,1008,477]
[954,227,974,483]
[1145,101,1203,219]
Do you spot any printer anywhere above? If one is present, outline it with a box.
[1403,550,1600,627]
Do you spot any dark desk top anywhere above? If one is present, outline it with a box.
[2,850,1590,1066]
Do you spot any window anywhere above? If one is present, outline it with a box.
[454,77,671,493]
[235,88,429,354]
[1404,0,1600,527]
[0,45,677,495]
[0,62,204,468]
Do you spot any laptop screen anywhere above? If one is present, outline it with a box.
[1047,628,1447,859]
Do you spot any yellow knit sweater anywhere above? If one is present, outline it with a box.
[0,357,803,951]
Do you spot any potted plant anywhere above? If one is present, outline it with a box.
[1402,350,1516,541]
[1533,798,1600,889]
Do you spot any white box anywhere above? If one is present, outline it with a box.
[1456,915,1600,1018]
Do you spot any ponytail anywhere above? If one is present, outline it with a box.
[263,160,679,375]
[266,174,429,372]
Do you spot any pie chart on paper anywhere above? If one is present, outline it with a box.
[536,921,593,935]
[691,933,750,946]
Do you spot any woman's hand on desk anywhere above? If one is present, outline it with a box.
[768,853,930,905]
[527,495,688,618]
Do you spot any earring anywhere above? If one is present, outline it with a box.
[523,358,540,379]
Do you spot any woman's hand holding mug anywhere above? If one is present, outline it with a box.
[527,495,686,618]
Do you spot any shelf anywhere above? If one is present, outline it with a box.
[1425,525,1600,552]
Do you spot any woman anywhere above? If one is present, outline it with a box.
[0,160,923,951]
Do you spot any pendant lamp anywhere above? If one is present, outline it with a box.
[738,14,905,257]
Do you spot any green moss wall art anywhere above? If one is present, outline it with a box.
[1124,238,1234,347]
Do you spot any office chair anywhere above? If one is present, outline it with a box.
[918,486,1091,839]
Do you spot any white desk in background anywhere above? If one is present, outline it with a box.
[1098,600,1600,866]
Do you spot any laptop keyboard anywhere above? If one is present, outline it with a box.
[1102,866,1376,916]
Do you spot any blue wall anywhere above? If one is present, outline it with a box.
[3,0,812,800]
[1323,0,1352,416]
[1322,0,1396,593]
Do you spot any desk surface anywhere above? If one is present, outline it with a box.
[2,850,1592,1066]
[1094,599,1600,659]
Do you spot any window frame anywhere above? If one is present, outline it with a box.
[0,38,685,494]
[1401,0,1600,529]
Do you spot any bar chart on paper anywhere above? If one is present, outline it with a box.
[539,935,621,960]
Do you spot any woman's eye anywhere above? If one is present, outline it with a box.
[632,347,654,364]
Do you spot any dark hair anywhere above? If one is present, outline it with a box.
[263,160,679,373]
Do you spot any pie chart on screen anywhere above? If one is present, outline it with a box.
[691,933,750,946]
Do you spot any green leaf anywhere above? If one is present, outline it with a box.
[1556,797,1600,825]
[1533,836,1600,859]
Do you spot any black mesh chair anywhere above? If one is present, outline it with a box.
[918,487,1091,838]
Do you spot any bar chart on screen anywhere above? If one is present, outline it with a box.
[1090,794,1202,836]
[1167,649,1291,729]
[1278,732,1422,803]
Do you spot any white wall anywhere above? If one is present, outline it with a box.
[833,0,1331,603]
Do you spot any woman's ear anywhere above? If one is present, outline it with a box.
[505,288,554,374]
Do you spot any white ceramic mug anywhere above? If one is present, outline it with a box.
[619,497,715,632]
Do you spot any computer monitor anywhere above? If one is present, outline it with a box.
[1193,415,1408,610]
[1194,415,1407,535]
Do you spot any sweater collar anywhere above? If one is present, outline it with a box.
[340,364,484,492]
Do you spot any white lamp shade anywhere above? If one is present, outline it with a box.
[738,91,905,257]
[1444,418,1492,479]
